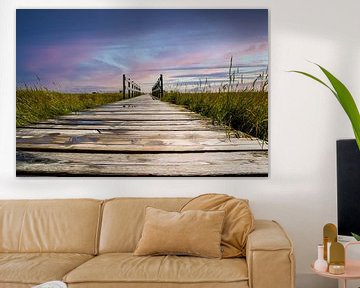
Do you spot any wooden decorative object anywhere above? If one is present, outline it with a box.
[330,242,345,264]
[323,223,337,261]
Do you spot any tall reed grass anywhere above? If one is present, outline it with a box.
[162,91,268,141]
[162,56,268,141]
[16,89,123,127]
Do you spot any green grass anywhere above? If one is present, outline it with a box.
[161,91,268,141]
[16,89,124,127]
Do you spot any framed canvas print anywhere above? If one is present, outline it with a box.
[16,9,269,177]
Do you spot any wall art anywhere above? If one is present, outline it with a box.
[16,9,269,176]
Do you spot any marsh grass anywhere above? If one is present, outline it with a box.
[162,56,268,142]
[162,91,268,141]
[16,89,123,127]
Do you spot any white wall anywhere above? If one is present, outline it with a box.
[1,0,359,287]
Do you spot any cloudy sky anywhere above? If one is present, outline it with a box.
[17,9,268,93]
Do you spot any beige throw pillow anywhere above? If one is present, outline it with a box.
[181,193,255,258]
[134,207,225,258]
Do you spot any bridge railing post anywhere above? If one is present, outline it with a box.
[160,74,163,99]
[122,74,141,99]
[151,74,164,100]
[123,74,126,99]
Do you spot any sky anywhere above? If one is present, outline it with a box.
[16,9,268,93]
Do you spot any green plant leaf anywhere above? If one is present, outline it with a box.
[354,127,360,149]
[316,64,360,147]
[351,232,360,241]
[289,70,337,98]
[290,64,360,150]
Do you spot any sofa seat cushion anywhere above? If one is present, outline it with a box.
[0,253,93,285]
[64,253,248,287]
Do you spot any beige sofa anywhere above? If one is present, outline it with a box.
[0,198,295,288]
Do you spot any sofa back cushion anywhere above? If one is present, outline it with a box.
[0,199,102,254]
[134,207,225,258]
[181,194,254,258]
[99,198,189,253]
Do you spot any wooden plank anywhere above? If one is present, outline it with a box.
[73,111,195,115]
[74,105,188,112]
[16,150,268,176]
[35,119,213,126]
[101,103,169,107]
[57,114,202,121]
[75,108,189,112]
[16,141,266,153]
[106,98,163,105]
[98,102,178,107]
[110,103,179,108]
[20,124,223,131]
[16,129,249,139]
[16,131,265,149]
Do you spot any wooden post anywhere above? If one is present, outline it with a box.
[128,81,130,99]
[123,74,126,99]
[160,74,163,99]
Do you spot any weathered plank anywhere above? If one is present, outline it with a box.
[17,129,265,152]
[35,119,214,126]
[20,124,223,131]
[16,129,254,140]
[17,141,265,153]
[75,108,189,112]
[16,150,268,176]
[71,105,190,113]
[58,114,202,121]
[73,111,195,115]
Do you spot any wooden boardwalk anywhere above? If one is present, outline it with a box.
[16,95,268,176]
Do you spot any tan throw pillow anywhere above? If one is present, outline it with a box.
[134,207,225,258]
[181,193,254,258]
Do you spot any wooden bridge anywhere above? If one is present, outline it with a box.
[16,76,268,176]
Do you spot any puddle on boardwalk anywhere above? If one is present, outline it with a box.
[17,135,55,144]
[66,136,98,145]
[70,120,103,125]
[16,151,57,164]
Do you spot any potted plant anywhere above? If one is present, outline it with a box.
[352,233,360,241]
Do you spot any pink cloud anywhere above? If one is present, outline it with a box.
[241,42,268,55]
[23,39,98,76]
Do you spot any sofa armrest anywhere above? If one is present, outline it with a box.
[246,220,295,288]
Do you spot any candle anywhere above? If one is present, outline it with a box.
[328,264,345,275]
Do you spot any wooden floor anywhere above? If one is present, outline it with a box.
[16,94,268,176]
